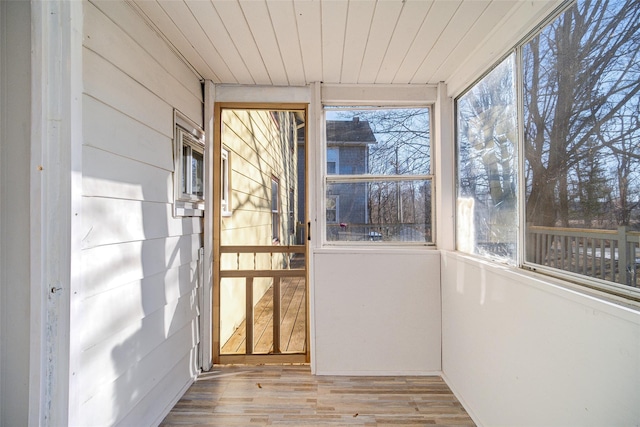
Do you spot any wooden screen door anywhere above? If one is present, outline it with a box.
[213,103,309,365]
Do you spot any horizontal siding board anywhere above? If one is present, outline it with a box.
[81,197,202,249]
[83,95,173,171]
[79,287,198,399]
[88,0,202,99]
[116,350,197,427]
[84,1,202,124]
[82,146,173,203]
[83,47,174,138]
[77,319,199,426]
[81,234,202,299]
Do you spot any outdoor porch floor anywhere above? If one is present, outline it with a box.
[160,365,476,426]
[221,273,307,355]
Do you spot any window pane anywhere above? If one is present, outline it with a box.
[326,180,432,243]
[325,108,430,176]
[456,54,518,263]
[182,145,190,195]
[326,196,338,223]
[221,149,230,212]
[523,0,640,287]
[192,149,203,198]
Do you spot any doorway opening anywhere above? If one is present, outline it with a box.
[213,104,308,365]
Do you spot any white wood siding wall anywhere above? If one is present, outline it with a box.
[77,1,203,425]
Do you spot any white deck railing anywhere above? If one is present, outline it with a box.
[527,225,640,287]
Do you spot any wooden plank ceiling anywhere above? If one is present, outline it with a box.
[129,0,558,86]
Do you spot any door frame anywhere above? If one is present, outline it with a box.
[212,101,310,365]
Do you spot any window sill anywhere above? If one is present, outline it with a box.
[445,250,640,314]
[314,245,437,256]
[174,200,204,217]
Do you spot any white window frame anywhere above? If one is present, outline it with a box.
[322,106,435,246]
[453,1,640,303]
[221,147,231,216]
[174,110,205,217]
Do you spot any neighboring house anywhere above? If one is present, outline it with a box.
[325,117,376,240]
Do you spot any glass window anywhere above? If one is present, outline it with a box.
[324,108,433,244]
[326,195,338,223]
[221,148,231,215]
[523,0,640,289]
[176,127,204,203]
[455,0,640,296]
[327,148,339,175]
[271,177,280,243]
[456,54,518,263]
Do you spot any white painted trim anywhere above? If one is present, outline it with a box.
[214,84,311,104]
[315,370,442,377]
[434,82,455,251]
[175,109,204,140]
[201,79,215,371]
[321,83,437,106]
[308,81,321,374]
[29,1,83,425]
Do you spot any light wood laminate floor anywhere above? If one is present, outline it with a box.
[161,365,475,426]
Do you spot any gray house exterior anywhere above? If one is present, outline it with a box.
[325,117,376,240]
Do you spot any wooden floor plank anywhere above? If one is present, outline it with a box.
[221,275,307,355]
[161,366,475,426]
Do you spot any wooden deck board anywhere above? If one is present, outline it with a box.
[221,275,307,355]
[160,366,476,426]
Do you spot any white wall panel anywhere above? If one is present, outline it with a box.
[441,251,640,426]
[313,249,441,375]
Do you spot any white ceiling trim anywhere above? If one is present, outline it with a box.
[321,84,437,106]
